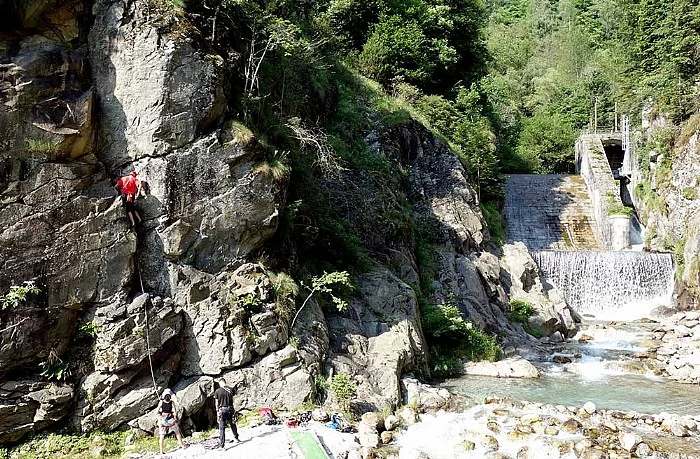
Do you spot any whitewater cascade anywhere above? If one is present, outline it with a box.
[532,250,674,318]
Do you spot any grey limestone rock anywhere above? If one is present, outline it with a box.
[327,269,429,409]
[501,242,579,338]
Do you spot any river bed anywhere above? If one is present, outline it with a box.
[442,318,700,416]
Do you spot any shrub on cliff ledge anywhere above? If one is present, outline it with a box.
[1,281,40,310]
[421,300,501,377]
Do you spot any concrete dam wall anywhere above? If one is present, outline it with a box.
[503,174,601,250]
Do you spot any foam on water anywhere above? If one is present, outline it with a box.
[399,409,579,459]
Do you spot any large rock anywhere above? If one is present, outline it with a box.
[80,353,181,432]
[462,357,540,379]
[400,121,488,251]
[327,269,429,410]
[92,297,183,373]
[0,381,74,443]
[0,0,94,161]
[401,377,451,412]
[633,115,700,308]
[220,345,315,410]
[0,160,135,373]
[136,132,285,276]
[131,376,214,435]
[89,0,226,167]
[501,242,579,338]
[173,264,289,376]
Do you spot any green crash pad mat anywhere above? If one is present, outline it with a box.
[289,430,330,459]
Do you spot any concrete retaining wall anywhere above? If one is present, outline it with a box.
[575,134,630,250]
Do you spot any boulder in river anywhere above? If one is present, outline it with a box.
[462,357,540,378]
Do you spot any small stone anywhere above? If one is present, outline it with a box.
[544,426,559,435]
[358,429,379,448]
[574,439,593,456]
[507,430,529,441]
[681,417,698,432]
[562,418,582,433]
[553,355,573,364]
[550,332,564,342]
[520,413,541,425]
[380,431,393,444]
[671,424,689,437]
[635,442,652,457]
[481,435,499,452]
[361,412,384,432]
[361,446,375,459]
[397,406,419,425]
[385,414,400,431]
[582,401,596,414]
[603,421,619,432]
[460,440,476,451]
[516,446,530,459]
[578,334,594,343]
[531,421,546,433]
[487,421,501,434]
[618,432,641,451]
[124,433,135,446]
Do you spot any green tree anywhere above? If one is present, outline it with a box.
[516,111,577,174]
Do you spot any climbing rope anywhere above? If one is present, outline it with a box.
[134,250,160,399]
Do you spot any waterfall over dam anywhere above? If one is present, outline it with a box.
[532,250,675,317]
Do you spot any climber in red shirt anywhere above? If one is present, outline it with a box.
[115,170,143,227]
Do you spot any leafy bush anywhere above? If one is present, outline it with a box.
[1,281,40,310]
[291,271,353,330]
[330,373,357,411]
[506,298,546,338]
[230,293,264,313]
[359,16,434,87]
[38,357,71,382]
[682,187,698,201]
[78,321,100,338]
[421,301,501,364]
[481,202,505,246]
[516,111,577,174]
[430,352,463,379]
[506,298,535,324]
[607,203,634,217]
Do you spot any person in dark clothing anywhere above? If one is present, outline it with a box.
[214,379,240,448]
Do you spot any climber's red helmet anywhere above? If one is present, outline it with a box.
[130,171,137,177]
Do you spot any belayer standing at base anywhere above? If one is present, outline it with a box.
[157,388,188,454]
[214,379,240,449]
[115,170,143,227]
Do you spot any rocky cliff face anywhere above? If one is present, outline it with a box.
[630,113,700,309]
[0,0,570,444]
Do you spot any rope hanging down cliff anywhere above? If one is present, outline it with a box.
[134,254,159,399]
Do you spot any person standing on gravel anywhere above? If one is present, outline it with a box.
[214,379,240,449]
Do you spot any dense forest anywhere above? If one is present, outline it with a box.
[155,0,700,247]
